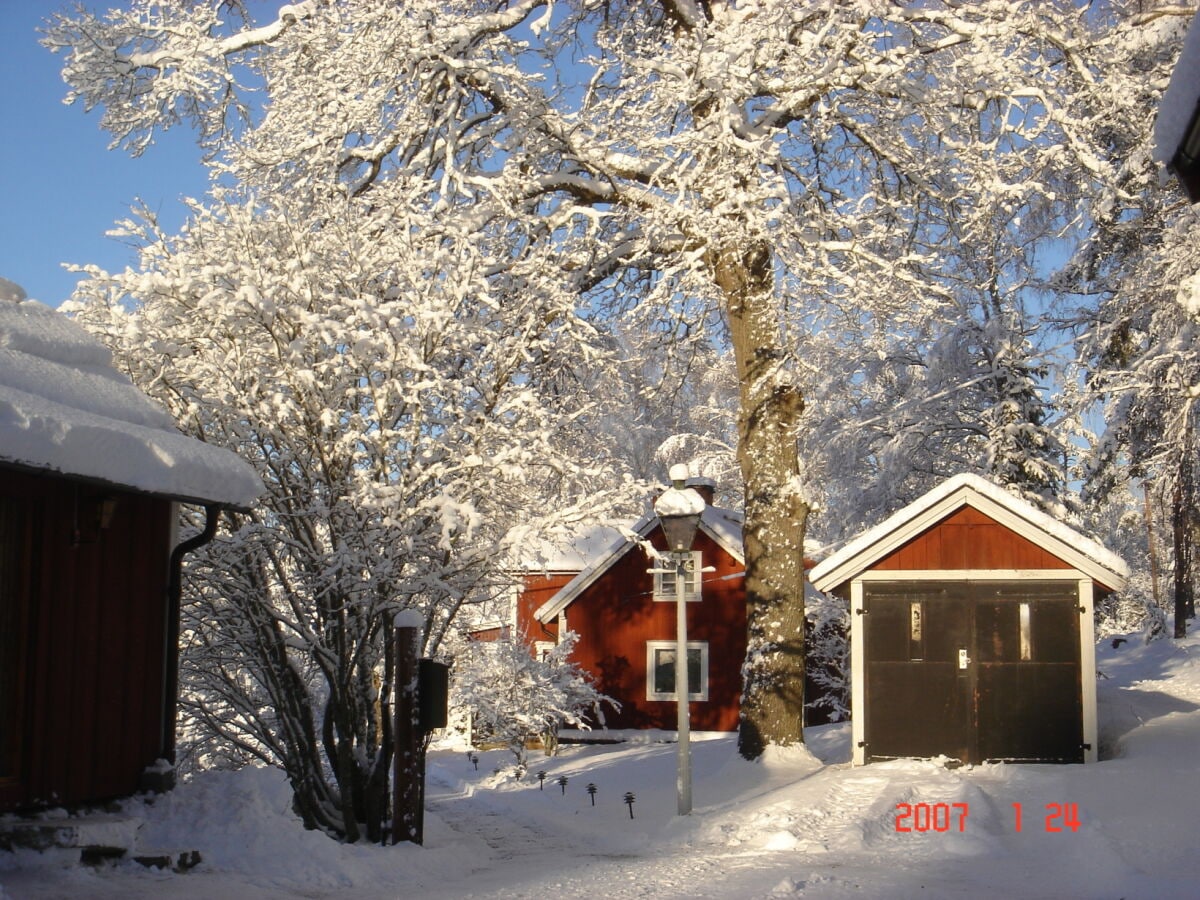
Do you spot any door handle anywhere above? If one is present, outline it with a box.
[958,648,971,670]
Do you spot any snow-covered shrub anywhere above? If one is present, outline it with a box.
[455,632,616,774]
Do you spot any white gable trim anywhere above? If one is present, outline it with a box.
[809,474,1128,595]
[533,507,744,624]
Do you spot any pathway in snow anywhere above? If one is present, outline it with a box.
[416,740,969,900]
[421,753,792,899]
[426,772,583,863]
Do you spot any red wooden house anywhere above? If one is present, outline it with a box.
[511,482,749,734]
[809,474,1128,766]
[0,286,260,814]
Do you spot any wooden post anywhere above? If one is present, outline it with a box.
[392,616,423,844]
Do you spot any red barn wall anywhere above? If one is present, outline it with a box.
[1,468,173,813]
[561,526,745,732]
[467,626,507,643]
[873,506,1073,572]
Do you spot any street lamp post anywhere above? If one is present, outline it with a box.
[652,464,706,816]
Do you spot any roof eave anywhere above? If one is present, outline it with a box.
[0,457,256,512]
[534,506,746,623]
[809,477,1128,594]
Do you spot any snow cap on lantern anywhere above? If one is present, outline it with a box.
[654,463,705,552]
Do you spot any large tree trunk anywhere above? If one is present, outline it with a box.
[709,242,809,759]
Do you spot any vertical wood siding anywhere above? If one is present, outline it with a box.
[2,468,172,812]
[562,527,746,732]
[873,507,1072,571]
[516,574,568,646]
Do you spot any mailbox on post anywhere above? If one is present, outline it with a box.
[418,658,450,732]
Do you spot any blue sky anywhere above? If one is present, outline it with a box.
[0,4,208,308]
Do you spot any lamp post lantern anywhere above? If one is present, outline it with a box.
[652,463,705,816]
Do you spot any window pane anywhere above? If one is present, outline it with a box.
[1019,602,1032,661]
[686,647,701,693]
[653,646,703,698]
[654,648,676,694]
[656,553,700,601]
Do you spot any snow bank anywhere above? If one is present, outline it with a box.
[0,295,260,508]
[5,628,1200,899]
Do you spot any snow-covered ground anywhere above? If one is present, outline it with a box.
[3,630,1199,899]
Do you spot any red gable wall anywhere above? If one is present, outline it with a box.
[555,524,745,732]
[515,573,566,647]
[873,506,1073,572]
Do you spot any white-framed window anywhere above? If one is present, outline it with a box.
[533,640,555,662]
[653,551,702,602]
[646,640,709,702]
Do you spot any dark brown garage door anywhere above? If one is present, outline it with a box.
[863,580,1082,765]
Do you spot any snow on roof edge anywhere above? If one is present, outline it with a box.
[809,474,1128,591]
[533,504,745,624]
[1154,9,1200,165]
[0,296,261,509]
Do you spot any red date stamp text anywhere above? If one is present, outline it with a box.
[895,802,1081,833]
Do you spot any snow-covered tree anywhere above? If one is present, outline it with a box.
[49,0,1131,761]
[1059,2,1200,639]
[563,321,741,502]
[1084,481,1167,642]
[802,298,1071,550]
[64,189,636,841]
[455,632,614,773]
[804,592,849,725]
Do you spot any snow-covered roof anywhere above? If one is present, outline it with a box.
[808,474,1128,594]
[0,292,262,508]
[533,504,744,624]
[514,522,631,573]
[1154,9,1200,167]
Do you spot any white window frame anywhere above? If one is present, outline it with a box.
[646,640,709,702]
[653,551,702,603]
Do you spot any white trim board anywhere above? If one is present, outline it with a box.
[533,506,744,624]
[810,474,1128,595]
[851,569,1088,582]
